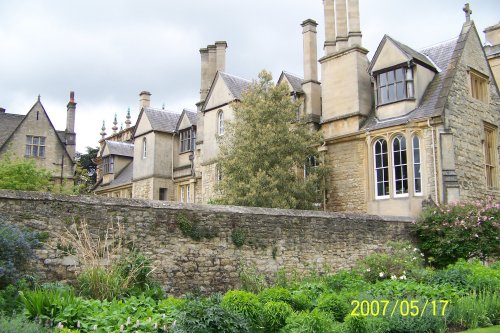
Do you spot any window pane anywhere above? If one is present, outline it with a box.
[395,165,402,179]
[379,73,387,86]
[400,137,406,150]
[33,137,39,145]
[415,179,421,193]
[393,137,400,151]
[33,146,38,156]
[396,82,405,100]
[414,164,421,178]
[26,136,32,144]
[395,68,404,82]
[40,137,45,145]
[387,70,395,84]
[388,84,396,101]
[39,146,45,157]
[375,154,382,168]
[25,146,31,156]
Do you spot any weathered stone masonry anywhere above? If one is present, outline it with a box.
[0,190,413,295]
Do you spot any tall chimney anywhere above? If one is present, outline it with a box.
[207,45,217,88]
[335,0,348,50]
[323,0,337,54]
[347,0,362,46]
[302,19,321,122]
[199,47,209,102]
[139,91,151,109]
[215,41,227,73]
[66,91,76,160]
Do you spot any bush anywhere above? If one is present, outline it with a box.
[262,301,294,333]
[258,287,292,304]
[280,309,336,333]
[385,309,447,333]
[449,291,499,329]
[0,154,52,191]
[368,279,465,301]
[316,293,350,322]
[354,241,425,283]
[0,223,41,287]
[414,198,499,268]
[289,289,315,311]
[0,313,51,333]
[221,290,263,330]
[344,315,368,333]
[172,297,251,333]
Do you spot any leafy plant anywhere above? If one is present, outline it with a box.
[221,290,263,330]
[176,213,215,241]
[0,313,51,333]
[281,309,336,333]
[239,264,268,293]
[0,223,41,287]
[258,287,292,304]
[231,228,247,248]
[262,301,294,333]
[316,293,349,322]
[449,291,499,329]
[0,153,52,191]
[414,198,500,268]
[344,314,368,333]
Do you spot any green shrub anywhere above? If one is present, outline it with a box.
[221,290,263,329]
[77,266,123,301]
[0,223,41,287]
[0,154,52,191]
[449,291,499,329]
[385,309,447,333]
[344,314,368,333]
[172,297,251,333]
[280,309,336,333]
[290,289,315,311]
[258,287,292,304]
[262,301,294,333]
[316,293,350,322]
[368,279,465,301]
[0,278,35,316]
[231,228,247,248]
[176,213,216,241]
[414,198,499,268]
[324,270,368,293]
[239,265,268,293]
[0,313,51,333]
[355,241,425,283]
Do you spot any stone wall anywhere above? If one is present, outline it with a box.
[0,190,413,295]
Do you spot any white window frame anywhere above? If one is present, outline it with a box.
[142,137,147,159]
[374,138,390,199]
[217,110,224,136]
[392,135,409,197]
[412,135,422,195]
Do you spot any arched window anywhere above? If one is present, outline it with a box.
[142,137,147,159]
[217,110,224,135]
[392,135,408,196]
[374,138,389,198]
[412,135,422,195]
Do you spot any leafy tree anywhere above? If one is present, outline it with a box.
[216,70,327,210]
[74,146,98,193]
[0,153,52,191]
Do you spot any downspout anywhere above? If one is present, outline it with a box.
[428,119,439,205]
[172,133,175,181]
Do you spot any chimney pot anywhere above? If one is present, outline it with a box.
[139,91,152,108]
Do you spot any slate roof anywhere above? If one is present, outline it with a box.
[56,130,66,143]
[143,107,181,133]
[219,72,251,100]
[0,113,24,148]
[104,140,134,157]
[104,161,133,188]
[362,25,469,131]
[281,71,304,93]
[386,35,437,71]
[184,109,197,126]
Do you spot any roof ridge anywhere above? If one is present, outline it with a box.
[219,71,252,82]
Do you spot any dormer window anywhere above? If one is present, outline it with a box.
[180,128,196,153]
[377,67,414,105]
[102,156,114,174]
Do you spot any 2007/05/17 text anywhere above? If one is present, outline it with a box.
[351,300,449,317]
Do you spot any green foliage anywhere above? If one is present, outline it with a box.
[231,228,247,248]
[354,241,425,283]
[449,291,500,329]
[221,290,263,329]
[172,297,251,333]
[447,259,500,293]
[0,313,51,333]
[262,301,294,333]
[238,264,268,293]
[258,287,292,304]
[0,223,41,287]
[280,309,336,333]
[414,198,500,268]
[344,315,369,333]
[289,289,315,311]
[176,213,215,241]
[316,293,349,322]
[385,309,448,333]
[368,279,465,301]
[0,153,52,191]
[74,146,98,193]
[216,70,327,210]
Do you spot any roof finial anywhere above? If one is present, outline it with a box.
[112,114,118,133]
[37,94,41,102]
[120,122,123,131]
[100,120,107,139]
[125,107,132,128]
[463,3,472,23]
[162,103,165,110]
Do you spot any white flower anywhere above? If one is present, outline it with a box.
[154,323,158,329]
[120,325,124,332]
[413,248,418,252]
[366,268,371,272]
[127,317,131,325]
[400,275,407,280]
[136,320,140,328]
[56,322,64,329]
[93,325,97,331]
[391,275,397,280]
[403,271,406,274]
[379,272,385,278]
[421,253,425,257]
[77,321,80,328]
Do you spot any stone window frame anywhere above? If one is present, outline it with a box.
[375,66,414,106]
[102,155,114,174]
[468,67,489,103]
[392,135,409,197]
[373,138,390,199]
[371,131,423,200]
[179,127,196,153]
[483,122,498,189]
[178,183,191,203]
[25,135,46,158]
[217,109,224,136]
[412,135,423,196]
[142,137,147,159]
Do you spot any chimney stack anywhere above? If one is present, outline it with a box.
[199,47,209,101]
[215,41,227,73]
[139,91,151,109]
[197,41,228,108]
[347,0,362,46]
[323,0,363,54]
[323,0,337,53]
[66,91,77,160]
[301,19,321,122]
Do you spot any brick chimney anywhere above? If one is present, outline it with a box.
[139,91,151,109]
[66,91,77,160]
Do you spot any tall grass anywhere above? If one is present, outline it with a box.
[449,290,499,329]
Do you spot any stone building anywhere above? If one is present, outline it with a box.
[0,92,77,184]
[95,2,499,217]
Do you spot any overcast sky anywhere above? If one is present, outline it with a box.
[1,0,498,152]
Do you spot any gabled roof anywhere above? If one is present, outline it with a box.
[101,140,134,157]
[278,71,304,93]
[101,161,133,189]
[176,109,197,131]
[142,107,181,134]
[218,72,251,100]
[363,23,472,131]
[369,35,437,73]
[0,113,24,148]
